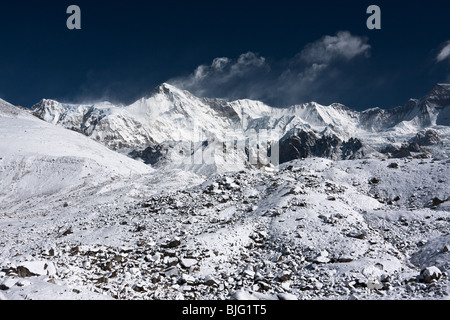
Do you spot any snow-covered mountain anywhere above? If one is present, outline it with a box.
[32,84,241,149]
[31,83,363,147]
[1,89,450,301]
[360,84,450,132]
[0,97,153,213]
[31,83,450,171]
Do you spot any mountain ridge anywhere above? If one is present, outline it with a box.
[21,82,450,170]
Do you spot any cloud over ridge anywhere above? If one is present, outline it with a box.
[299,31,371,64]
[168,31,371,107]
[437,41,450,63]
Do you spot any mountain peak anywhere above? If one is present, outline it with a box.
[434,83,450,89]
[428,83,450,97]
[149,82,187,97]
[157,82,178,91]
[34,98,60,107]
[426,83,450,102]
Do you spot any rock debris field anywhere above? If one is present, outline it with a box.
[1,158,449,300]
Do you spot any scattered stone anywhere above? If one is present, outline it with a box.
[151,273,161,284]
[276,270,292,282]
[163,249,177,257]
[0,278,17,290]
[346,230,367,240]
[16,266,37,278]
[179,273,196,285]
[164,266,180,278]
[367,278,383,290]
[431,197,448,207]
[380,274,390,283]
[57,226,73,237]
[95,276,108,284]
[388,162,399,169]
[3,154,450,301]
[418,266,442,283]
[258,281,271,290]
[313,250,330,264]
[134,225,146,232]
[132,284,146,292]
[145,252,161,263]
[165,257,179,267]
[277,292,297,300]
[166,238,181,248]
[180,258,197,269]
[69,246,80,256]
[270,252,283,263]
[337,256,354,263]
[99,260,114,271]
[243,268,255,279]
[314,280,324,290]
[204,275,218,286]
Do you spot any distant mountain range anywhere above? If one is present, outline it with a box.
[24,82,450,172]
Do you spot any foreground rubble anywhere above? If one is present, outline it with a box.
[1,158,449,300]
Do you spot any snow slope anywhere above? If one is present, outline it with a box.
[0,98,153,214]
[0,98,206,300]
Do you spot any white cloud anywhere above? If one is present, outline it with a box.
[170,52,269,99]
[298,63,328,82]
[436,41,450,62]
[211,57,231,71]
[168,31,371,106]
[299,31,371,64]
[236,52,266,68]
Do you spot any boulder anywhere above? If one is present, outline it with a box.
[419,266,442,283]
[180,258,198,269]
[347,230,367,240]
[276,270,292,282]
[313,250,330,264]
[204,275,218,286]
[166,238,181,248]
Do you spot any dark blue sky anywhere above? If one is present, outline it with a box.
[0,0,449,110]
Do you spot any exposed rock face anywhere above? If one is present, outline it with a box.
[278,128,367,163]
[129,144,170,166]
[410,129,441,146]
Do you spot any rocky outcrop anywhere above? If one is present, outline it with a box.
[278,128,367,164]
[410,129,441,146]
